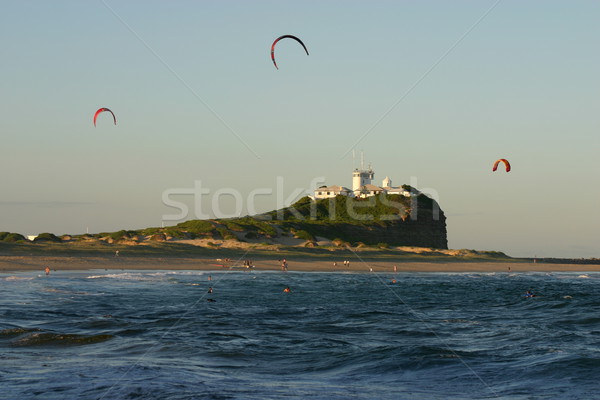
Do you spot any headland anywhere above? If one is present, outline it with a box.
[2,195,597,273]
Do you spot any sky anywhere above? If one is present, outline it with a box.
[1,1,599,258]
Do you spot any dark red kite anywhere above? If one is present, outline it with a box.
[271,35,309,69]
[492,159,511,172]
[93,108,116,127]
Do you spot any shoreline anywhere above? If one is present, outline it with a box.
[1,255,600,273]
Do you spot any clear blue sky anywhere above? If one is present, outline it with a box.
[1,1,598,258]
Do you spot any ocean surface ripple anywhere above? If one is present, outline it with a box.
[1,269,599,399]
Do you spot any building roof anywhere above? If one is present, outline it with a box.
[358,184,384,191]
[315,185,351,192]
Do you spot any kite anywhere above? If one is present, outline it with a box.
[492,159,511,172]
[271,35,309,69]
[93,108,116,127]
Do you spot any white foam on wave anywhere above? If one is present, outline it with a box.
[2,276,35,281]
[85,271,207,281]
[86,270,208,280]
[86,272,162,281]
[164,271,206,276]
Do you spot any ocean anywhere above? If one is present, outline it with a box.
[1,269,599,399]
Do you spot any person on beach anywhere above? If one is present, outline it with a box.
[115,250,119,257]
[44,266,50,276]
[393,265,397,272]
[283,287,291,293]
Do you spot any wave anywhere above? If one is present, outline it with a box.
[10,331,114,347]
[1,276,35,281]
[0,327,42,337]
[86,272,163,281]
[42,287,91,295]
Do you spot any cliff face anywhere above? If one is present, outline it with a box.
[269,194,448,249]
[327,216,447,249]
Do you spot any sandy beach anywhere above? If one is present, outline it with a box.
[1,255,599,273]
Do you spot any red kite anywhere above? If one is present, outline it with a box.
[93,108,116,127]
[492,159,511,172]
[271,35,309,69]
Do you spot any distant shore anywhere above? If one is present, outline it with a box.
[1,255,599,273]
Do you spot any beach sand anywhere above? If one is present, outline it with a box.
[1,255,599,273]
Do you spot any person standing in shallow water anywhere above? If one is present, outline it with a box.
[44,266,50,276]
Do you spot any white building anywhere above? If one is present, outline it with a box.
[314,185,353,198]
[352,166,374,195]
[381,177,410,196]
[314,163,411,200]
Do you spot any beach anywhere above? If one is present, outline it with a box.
[1,254,599,273]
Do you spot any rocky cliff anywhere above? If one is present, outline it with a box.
[264,193,448,249]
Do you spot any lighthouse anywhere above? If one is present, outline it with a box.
[313,153,411,200]
[352,153,374,193]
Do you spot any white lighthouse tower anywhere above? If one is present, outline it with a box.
[352,153,374,194]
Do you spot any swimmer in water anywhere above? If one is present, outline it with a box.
[283,287,291,293]
[524,290,535,298]
[208,287,213,294]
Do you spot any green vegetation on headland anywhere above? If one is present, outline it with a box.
[263,193,447,249]
[0,232,26,242]
[2,194,596,263]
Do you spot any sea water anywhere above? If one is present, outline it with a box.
[1,269,599,399]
